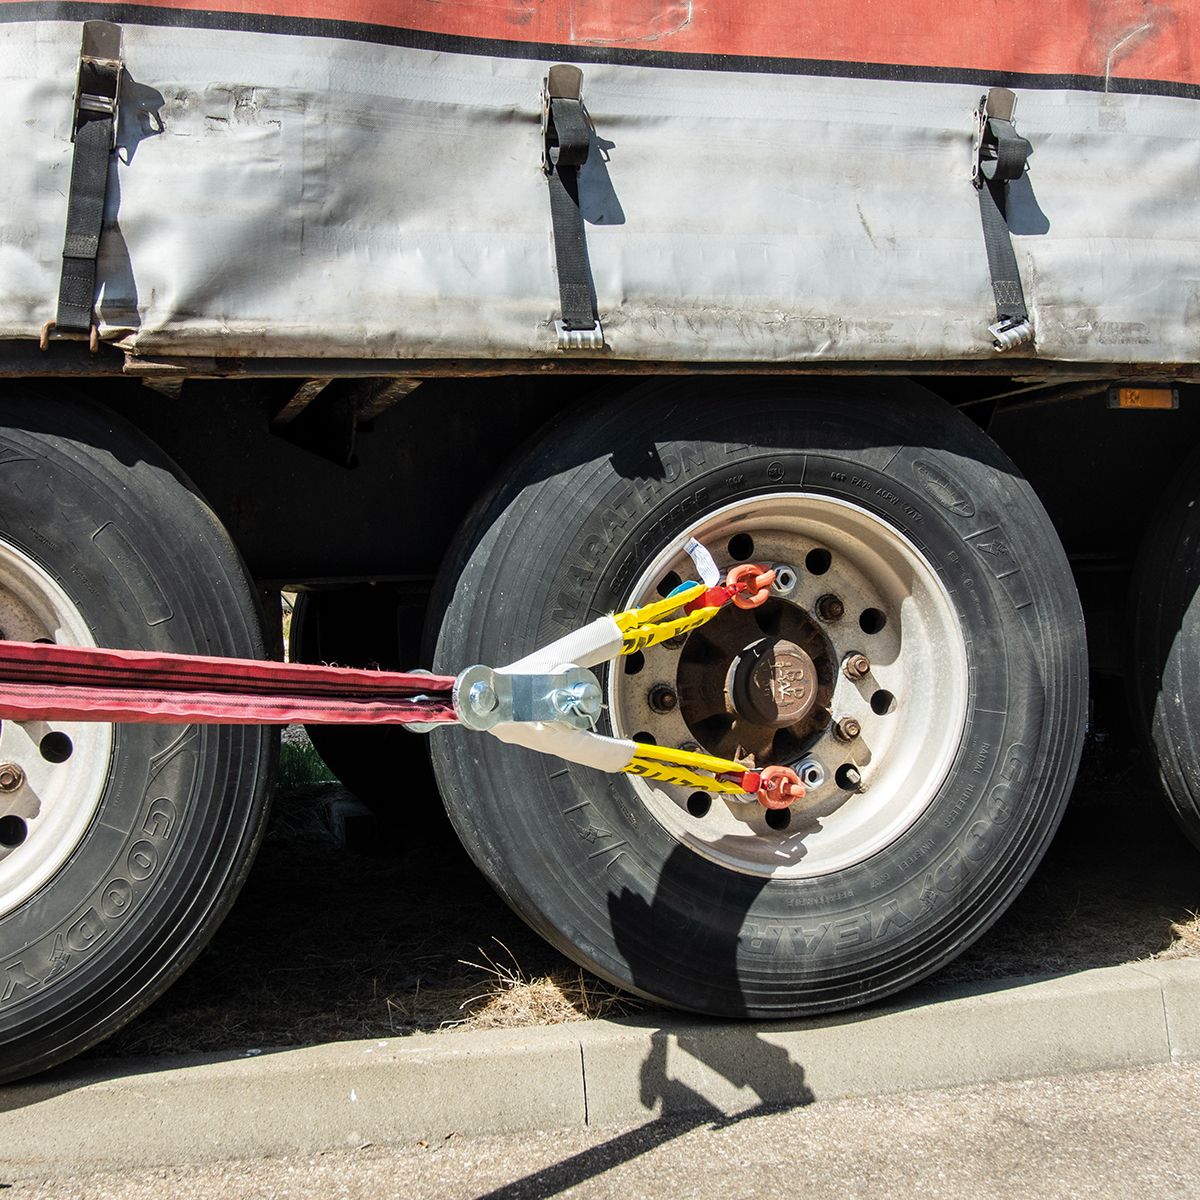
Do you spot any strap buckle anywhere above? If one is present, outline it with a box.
[988,316,1034,352]
[554,319,604,351]
[39,319,100,353]
[72,21,123,150]
[541,63,584,176]
[972,86,1017,186]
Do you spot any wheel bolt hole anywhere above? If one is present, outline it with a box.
[805,548,832,576]
[0,814,27,848]
[859,608,887,635]
[623,651,646,676]
[686,791,711,818]
[656,571,682,598]
[870,690,896,715]
[39,732,73,764]
[764,807,791,831]
[727,533,755,562]
[632,731,657,745]
[815,594,845,622]
[836,763,863,791]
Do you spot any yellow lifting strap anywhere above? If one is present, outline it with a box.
[612,582,722,656]
[622,742,751,795]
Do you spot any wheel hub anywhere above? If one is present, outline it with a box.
[726,636,818,728]
[676,599,834,765]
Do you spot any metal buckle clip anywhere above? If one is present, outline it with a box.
[988,317,1034,352]
[554,320,604,351]
[454,664,603,731]
[972,86,1017,185]
[541,63,584,176]
[73,21,123,149]
[39,320,100,353]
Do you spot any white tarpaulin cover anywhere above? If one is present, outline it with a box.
[0,2,1197,364]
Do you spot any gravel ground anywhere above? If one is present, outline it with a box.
[84,721,1200,1060]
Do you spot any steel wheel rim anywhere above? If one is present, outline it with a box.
[0,540,112,916]
[607,492,969,879]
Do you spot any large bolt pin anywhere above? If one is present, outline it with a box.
[843,653,871,681]
[816,594,845,622]
[0,763,24,792]
[554,681,603,721]
[648,684,678,714]
[834,717,862,742]
[468,681,498,715]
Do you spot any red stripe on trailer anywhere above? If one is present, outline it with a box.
[28,0,1200,88]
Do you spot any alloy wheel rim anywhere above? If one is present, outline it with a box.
[0,540,113,917]
[607,492,969,879]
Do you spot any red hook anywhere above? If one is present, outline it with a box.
[757,764,806,810]
[726,563,777,610]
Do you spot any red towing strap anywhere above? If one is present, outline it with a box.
[0,641,458,726]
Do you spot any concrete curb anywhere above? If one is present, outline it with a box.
[2,958,1197,1178]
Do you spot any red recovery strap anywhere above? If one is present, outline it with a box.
[0,641,458,726]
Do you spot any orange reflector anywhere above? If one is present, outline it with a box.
[1108,386,1178,410]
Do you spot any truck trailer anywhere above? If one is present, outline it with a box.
[1,0,1199,1081]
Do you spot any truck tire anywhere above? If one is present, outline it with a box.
[0,393,275,1082]
[1131,445,1200,849]
[429,381,1086,1016]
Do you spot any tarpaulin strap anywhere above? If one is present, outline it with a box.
[49,21,122,342]
[0,641,457,726]
[542,64,604,351]
[972,87,1034,353]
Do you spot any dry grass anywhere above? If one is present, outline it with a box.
[450,940,637,1030]
[1158,911,1200,959]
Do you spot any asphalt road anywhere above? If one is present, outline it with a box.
[9,1062,1199,1199]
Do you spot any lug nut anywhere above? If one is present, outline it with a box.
[843,653,871,681]
[816,594,845,622]
[771,565,800,597]
[648,684,678,713]
[0,763,24,792]
[834,717,862,742]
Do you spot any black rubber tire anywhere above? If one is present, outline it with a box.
[1131,444,1200,850]
[428,380,1087,1017]
[289,586,446,834]
[0,394,276,1083]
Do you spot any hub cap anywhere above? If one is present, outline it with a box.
[727,637,818,728]
[608,493,969,878]
[0,541,112,917]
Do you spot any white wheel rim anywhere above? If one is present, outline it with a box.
[0,541,112,916]
[608,493,969,879]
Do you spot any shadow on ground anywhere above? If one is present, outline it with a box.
[86,724,1200,1060]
